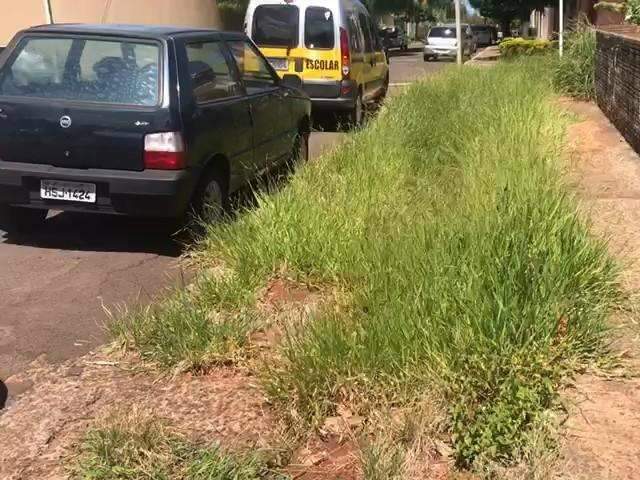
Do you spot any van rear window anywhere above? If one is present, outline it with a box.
[253,5,300,48]
[305,7,335,49]
[0,37,160,106]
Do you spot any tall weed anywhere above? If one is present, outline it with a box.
[114,59,621,468]
[553,20,597,100]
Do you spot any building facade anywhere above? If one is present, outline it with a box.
[1,0,221,46]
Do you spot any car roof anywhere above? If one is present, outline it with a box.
[23,23,246,40]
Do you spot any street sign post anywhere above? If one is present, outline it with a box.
[559,0,564,56]
[42,0,53,23]
[455,0,462,64]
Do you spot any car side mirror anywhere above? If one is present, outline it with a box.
[281,74,303,90]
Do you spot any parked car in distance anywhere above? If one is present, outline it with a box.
[470,25,498,47]
[380,26,408,52]
[0,24,311,231]
[424,24,475,61]
[245,0,389,126]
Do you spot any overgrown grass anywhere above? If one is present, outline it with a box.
[71,409,285,480]
[553,21,597,100]
[113,58,621,469]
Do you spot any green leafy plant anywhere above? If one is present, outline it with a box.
[553,20,596,100]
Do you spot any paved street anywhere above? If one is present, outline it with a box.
[0,47,445,388]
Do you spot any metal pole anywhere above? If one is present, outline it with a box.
[455,0,463,65]
[42,0,53,24]
[559,0,564,56]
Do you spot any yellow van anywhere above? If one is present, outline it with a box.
[245,0,389,125]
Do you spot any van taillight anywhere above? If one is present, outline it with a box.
[144,132,186,170]
[340,27,350,79]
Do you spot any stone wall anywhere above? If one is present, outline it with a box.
[597,26,640,154]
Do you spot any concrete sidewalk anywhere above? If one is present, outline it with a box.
[467,45,500,66]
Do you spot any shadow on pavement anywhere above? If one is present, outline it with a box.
[386,46,423,57]
[0,380,7,410]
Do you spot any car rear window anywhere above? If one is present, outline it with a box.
[0,37,161,106]
[305,7,335,49]
[429,27,456,38]
[253,5,300,48]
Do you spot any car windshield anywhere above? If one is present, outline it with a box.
[0,37,160,106]
[305,7,335,49]
[471,26,490,32]
[429,27,456,38]
[253,5,300,48]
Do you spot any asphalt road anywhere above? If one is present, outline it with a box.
[0,47,445,391]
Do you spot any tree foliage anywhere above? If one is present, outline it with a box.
[468,0,547,32]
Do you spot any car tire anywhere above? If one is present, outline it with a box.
[291,130,309,166]
[190,170,229,226]
[424,54,432,62]
[379,74,390,104]
[0,206,47,233]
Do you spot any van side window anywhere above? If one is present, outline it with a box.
[358,14,374,53]
[228,40,278,95]
[347,16,362,53]
[305,7,335,49]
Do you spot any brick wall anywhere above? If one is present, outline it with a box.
[596,26,640,154]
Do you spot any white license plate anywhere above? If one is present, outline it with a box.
[267,57,288,70]
[40,180,97,203]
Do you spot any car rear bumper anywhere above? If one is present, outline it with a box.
[424,46,458,57]
[0,160,195,218]
[302,80,358,111]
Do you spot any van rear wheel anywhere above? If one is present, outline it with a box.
[346,93,364,128]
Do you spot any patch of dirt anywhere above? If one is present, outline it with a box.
[250,277,329,350]
[287,436,361,480]
[559,100,640,480]
[0,352,276,480]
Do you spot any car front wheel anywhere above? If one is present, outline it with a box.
[288,130,309,169]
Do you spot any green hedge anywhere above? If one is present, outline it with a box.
[500,38,555,57]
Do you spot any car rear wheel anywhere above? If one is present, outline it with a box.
[0,206,48,232]
[191,170,229,226]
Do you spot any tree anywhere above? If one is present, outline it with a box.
[364,0,419,14]
[468,0,546,35]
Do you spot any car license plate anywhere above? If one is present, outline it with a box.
[267,57,288,70]
[40,180,97,203]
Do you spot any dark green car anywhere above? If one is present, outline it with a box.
[0,24,311,230]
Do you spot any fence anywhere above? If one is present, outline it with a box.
[596,26,640,154]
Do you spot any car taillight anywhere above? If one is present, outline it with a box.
[340,27,350,79]
[144,132,186,170]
